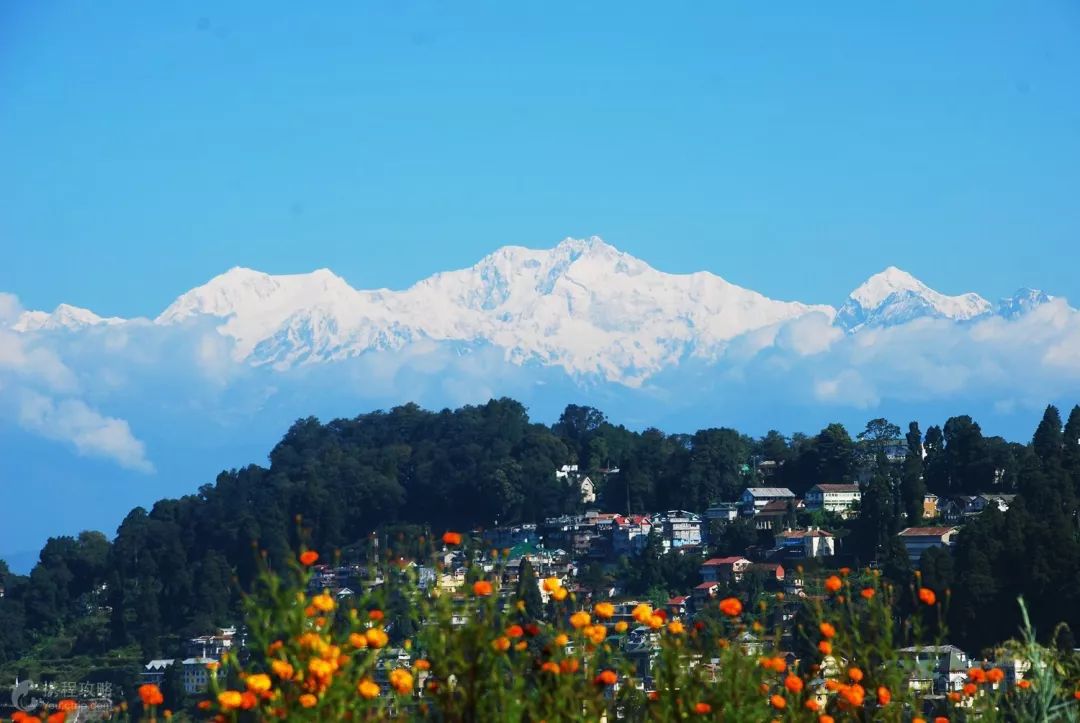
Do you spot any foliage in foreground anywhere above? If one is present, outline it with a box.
[20,537,1080,723]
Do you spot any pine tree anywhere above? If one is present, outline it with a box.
[1032,404,1064,469]
[515,558,544,620]
[900,422,926,525]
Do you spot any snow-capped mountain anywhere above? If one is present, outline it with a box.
[13,303,125,332]
[5,239,1064,384]
[149,237,833,383]
[835,266,993,332]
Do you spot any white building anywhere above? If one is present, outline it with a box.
[182,657,218,694]
[774,528,836,558]
[612,515,652,556]
[739,487,796,513]
[805,484,861,516]
[897,527,960,565]
[651,510,702,549]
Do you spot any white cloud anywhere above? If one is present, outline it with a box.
[16,391,154,472]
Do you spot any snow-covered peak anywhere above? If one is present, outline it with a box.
[837,267,991,331]
[997,288,1054,319]
[12,303,125,332]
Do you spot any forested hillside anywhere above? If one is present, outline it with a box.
[1,399,1078,672]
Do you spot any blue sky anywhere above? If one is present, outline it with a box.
[2,1,1079,316]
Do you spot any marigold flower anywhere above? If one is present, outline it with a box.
[587,624,607,644]
[694,702,712,714]
[368,609,384,621]
[139,683,164,707]
[770,694,786,710]
[552,586,568,601]
[492,636,511,652]
[962,682,977,696]
[442,531,462,545]
[647,614,664,630]
[299,550,319,566]
[473,580,494,596]
[967,667,986,683]
[570,611,591,629]
[912,719,926,723]
[848,667,863,682]
[218,691,243,710]
[804,698,819,711]
[818,640,832,655]
[240,691,257,710]
[934,718,949,723]
[840,683,865,707]
[839,567,851,576]
[785,674,804,693]
[312,593,336,613]
[861,588,876,600]
[918,587,937,606]
[541,661,560,675]
[877,686,891,705]
[632,603,654,622]
[271,660,294,680]
[614,621,628,633]
[349,632,368,649]
[554,633,569,646]
[825,679,840,691]
[357,679,379,699]
[245,673,272,694]
[594,669,618,686]
[299,693,317,708]
[948,691,962,702]
[820,717,835,723]
[824,576,842,593]
[365,628,389,648]
[542,576,562,592]
[986,667,1005,684]
[389,668,414,695]
[819,622,836,638]
[1018,679,1031,690]
[668,620,685,634]
[506,624,524,638]
[47,713,67,723]
[718,597,742,616]
[594,601,615,619]
[559,658,580,674]
[1073,690,1080,700]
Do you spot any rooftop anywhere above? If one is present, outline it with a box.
[744,487,796,498]
[810,484,861,493]
[898,526,959,537]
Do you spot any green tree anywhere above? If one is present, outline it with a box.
[515,559,544,620]
[900,422,926,525]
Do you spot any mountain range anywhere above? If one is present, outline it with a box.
[6,237,1057,386]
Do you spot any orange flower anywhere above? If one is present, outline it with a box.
[986,667,1005,684]
[415,659,431,671]
[934,718,949,723]
[312,592,335,612]
[614,621,628,633]
[554,633,569,646]
[594,601,615,619]
[785,674,804,693]
[647,614,664,629]
[240,691,257,710]
[47,713,68,723]
[840,683,865,707]
[918,587,937,606]
[271,660,294,680]
[559,658,580,674]
[877,686,891,705]
[694,702,712,714]
[948,692,962,703]
[246,674,272,694]
[820,716,835,723]
[442,531,462,545]
[1018,679,1031,690]
[804,699,819,712]
[218,691,243,710]
[506,624,524,638]
[848,667,863,682]
[552,587,568,601]
[570,611,591,629]
[540,661,560,674]
[962,683,977,696]
[299,550,319,566]
[349,632,368,649]
[819,622,836,638]
[365,628,389,648]
[139,684,164,707]
[719,597,742,616]
[368,609,384,621]
[473,580,494,596]
[818,640,832,655]
[357,679,380,699]
[861,588,876,600]
[968,667,986,683]
[389,668,414,695]
[492,636,511,652]
[632,603,654,622]
[594,669,618,686]
[825,679,840,691]
[299,693,317,708]
[542,577,562,592]
[667,620,685,635]
[770,694,786,710]
[824,576,842,593]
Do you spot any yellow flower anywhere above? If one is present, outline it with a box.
[271,660,294,680]
[593,602,615,619]
[553,587,568,601]
[365,628,389,649]
[587,624,607,644]
[349,632,368,649]
[389,668,414,695]
[667,621,685,635]
[358,679,380,699]
[554,633,569,646]
[217,691,243,710]
[245,674,271,694]
[614,621,628,633]
[312,593,336,613]
[542,577,562,592]
[647,614,664,629]
[299,693,317,708]
[570,611,591,629]
[632,603,653,623]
